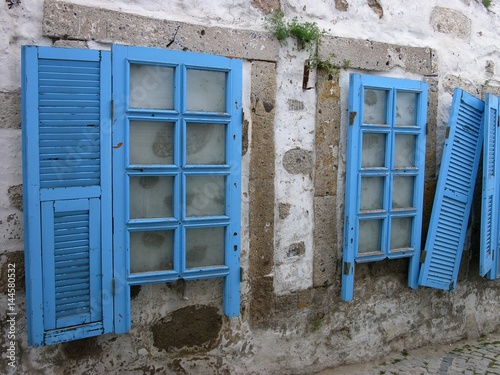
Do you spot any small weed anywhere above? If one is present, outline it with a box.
[266,12,347,78]
[379,371,386,375]
[266,12,289,42]
[401,349,409,357]
[267,12,324,51]
[483,0,492,8]
[391,358,401,364]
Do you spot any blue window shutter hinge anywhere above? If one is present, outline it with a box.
[445,126,451,139]
[420,250,427,263]
[240,267,243,282]
[343,262,352,275]
[349,112,356,126]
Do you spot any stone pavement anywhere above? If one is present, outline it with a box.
[315,332,500,375]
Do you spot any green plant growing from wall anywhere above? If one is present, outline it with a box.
[482,0,492,8]
[266,12,350,77]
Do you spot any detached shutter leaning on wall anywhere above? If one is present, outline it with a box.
[22,46,113,346]
[481,94,500,279]
[418,89,484,290]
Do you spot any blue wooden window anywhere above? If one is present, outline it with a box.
[342,74,428,301]
[22,45,242,345]
[21,46,113,346]
[419,89,484,290]
[111,45,242,333]
[480,94,500,280]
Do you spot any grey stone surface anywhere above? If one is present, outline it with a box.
[319,36,437,76]
[282,148,313,175]
[430,7,472,40]
[43,1,280,61]
[0,90,21,129]
[315,333,500,375]
[313,196,337,287]
[251,0,281,14]
[443,74,482,98]
[335,0,349,11]
[248,61,277,326]
[367,0,383,19]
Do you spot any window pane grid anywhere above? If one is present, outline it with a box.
[354,82,425,260]
[125,62,235,279]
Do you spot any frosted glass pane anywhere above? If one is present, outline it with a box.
[186,69,226,112]
[186,175,225,217]
[396,92,417,126]
[130,64,174,110]
[186,227,225,268]
[130,176,174,219]
[362,133,386,168]
[392,176,414,209]
[130,230,173,273]
[363,89,387,124]
[187,123,225,164]
[390,217,412,249]
[394,134,416,168]
[130,121,174,165]
[360,177,384,211]
[358,220,382,254]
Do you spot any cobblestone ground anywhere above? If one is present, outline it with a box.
[315,333,500,375]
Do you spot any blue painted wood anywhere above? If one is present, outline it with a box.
[22,46,113,346]
[481,94,500,280]
[112,44,242,323]
[419,89,484,290]
[480,94,498,277]
[342,74,428,301]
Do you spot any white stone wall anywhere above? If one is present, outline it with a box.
[1,1,500,374]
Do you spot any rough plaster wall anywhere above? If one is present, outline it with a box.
[1,0,500,374]
[274,40,316,294]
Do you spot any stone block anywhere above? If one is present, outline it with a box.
[43,1,280,61]
[315,71,341,197]
[319,37,436,76]
[282,148,313,175]
[313,196,338,288]
[251,0,281,14]
[430,7,471,40]
[0,90,21,129]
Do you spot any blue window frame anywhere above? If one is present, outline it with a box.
[111,45,242,333]
[22,45,242,345]
[418,89,484,290]
[342,74,428,301]
[480,94,500,280]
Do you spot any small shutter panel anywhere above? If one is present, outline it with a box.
[22,46,113,346]
[480,94,498,277]
[480,94,500,279]
[418,89,484,290]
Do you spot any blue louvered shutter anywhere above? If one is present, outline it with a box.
[418,89,484,290]
[22,46,113,346]
[480,94,500,279]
